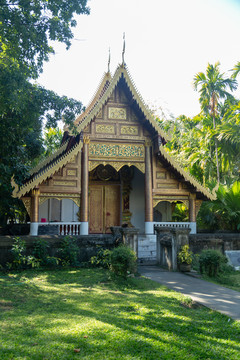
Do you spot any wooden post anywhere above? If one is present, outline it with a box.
[189,193,196,222]
[81,136,89,234]
[30,188,40,235]
[145,140,153,233]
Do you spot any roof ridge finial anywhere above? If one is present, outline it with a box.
[108,47,111,73]
[122,32,125,66]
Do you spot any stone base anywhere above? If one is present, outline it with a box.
[138,234,157,264]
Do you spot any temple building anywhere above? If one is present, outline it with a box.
[12,62,215,237]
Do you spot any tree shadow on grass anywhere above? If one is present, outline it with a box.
[0,268,240,360]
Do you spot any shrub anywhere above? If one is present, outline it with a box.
[7,237,39,269]
[33,239,49,265]
[110,245,137,278]
[199,249,228,277]
[177,245,192,265]
[58,236,79,266]
[90,247,111,269]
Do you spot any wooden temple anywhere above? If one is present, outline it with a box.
[12,62,216,236]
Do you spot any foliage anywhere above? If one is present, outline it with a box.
[177,245,193,265]
[110,245,137,278]
[43,127,63,157]
[172,203,188,222]
[58,236,79,266]
[198,181,240,231]
[0,268,240,359]
[160,62,240,191]
[90,247,111,269]
[32,238,59,267]
[7,237,39,269]
[199,249,228,277]
[0,1,89,225]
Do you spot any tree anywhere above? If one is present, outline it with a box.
[193,62,237,183]
[0,1,90,225]
[0,0,89,77]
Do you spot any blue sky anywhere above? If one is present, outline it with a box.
[38,0,240,119]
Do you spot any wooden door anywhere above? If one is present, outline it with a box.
[89,185,120,233]
[89,186,104,233]
[105,185,120,233]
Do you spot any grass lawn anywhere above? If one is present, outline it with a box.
[201,271,240,293]
[0,268,240,360]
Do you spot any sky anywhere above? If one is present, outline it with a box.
[38,0,240,119]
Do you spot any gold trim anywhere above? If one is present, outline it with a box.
[22,198,31,216]
[13,143,83,198]
[96,124,115,134]
[83,136,90,144]
[120,125,138,135]
[89,160,145,173]
[153,198,189,208]
[108,107,127,120]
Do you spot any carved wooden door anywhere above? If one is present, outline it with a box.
[89,185,120,233]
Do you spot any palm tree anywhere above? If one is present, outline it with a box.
[232,61,240,79]
[193,62,237,183]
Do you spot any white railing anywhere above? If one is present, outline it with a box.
[154,222,196,234]
[31,222,81,236]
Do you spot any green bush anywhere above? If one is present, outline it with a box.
[32,239,59,267]
[110,245,137,278]
[58,236,79,266]
[7,237,39,269]
[90,247,111,268]
[33,239,49,265]
[199,249,228,277]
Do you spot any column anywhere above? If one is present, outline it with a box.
[80,136,89,235]
[145,140,153,234]
[30,188,40,236]
[189,193,197,234]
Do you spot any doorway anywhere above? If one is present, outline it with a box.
[89,184,121,233]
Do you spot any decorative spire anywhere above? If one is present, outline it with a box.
[122,32,125,65]
[108,47,111,73]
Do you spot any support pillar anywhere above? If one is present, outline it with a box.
[145,140,153,234]
[80,136,89,235]
[189,193,197,234]
[30,188,40,236]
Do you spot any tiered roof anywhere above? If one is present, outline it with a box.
[12,63,216,201]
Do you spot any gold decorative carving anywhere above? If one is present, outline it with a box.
[67,169,77,176]
[145,139,152,147]
[157,183,179,189]
[120,126,138,135]
[89,160,145,174]
[89,143,144,159]
[96,109,102,118]
[108,107,127,120]
[153,198,189,208]
[83,136,90,144]
[53,181,76,186]
[22,198,31,216]
[96,124,115,134]
[39,193,80,208]
[156,172,166,179]
[39,197,48,205]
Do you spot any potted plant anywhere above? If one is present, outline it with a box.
[177,245,192,272]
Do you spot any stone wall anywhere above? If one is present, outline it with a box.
[189,233,240,254]
[0,235,117,267]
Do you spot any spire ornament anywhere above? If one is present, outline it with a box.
[122,32,126,66]
[108,47,111,73]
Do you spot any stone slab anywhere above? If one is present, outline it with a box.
[225,251,240,270]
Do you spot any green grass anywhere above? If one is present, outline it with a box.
[201,271,240,292]
[0,268,240,360]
